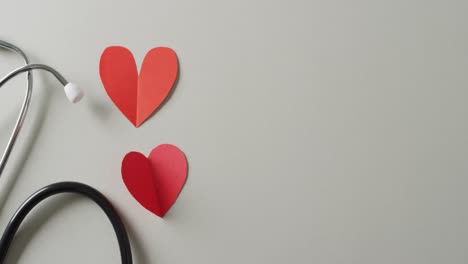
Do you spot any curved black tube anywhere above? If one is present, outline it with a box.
[0,182,133,264]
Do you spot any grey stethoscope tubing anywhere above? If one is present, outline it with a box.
[0,40,83,179]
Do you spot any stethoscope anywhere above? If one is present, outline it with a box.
[0,40,133,263]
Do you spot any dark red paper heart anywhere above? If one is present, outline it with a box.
[121,144,187,217]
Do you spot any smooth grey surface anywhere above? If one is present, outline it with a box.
[0,0,468,263]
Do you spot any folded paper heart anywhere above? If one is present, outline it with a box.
[100,46,178,127]
[121,144,187,217]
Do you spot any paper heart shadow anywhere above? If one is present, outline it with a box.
[121,144,188,217]
[100,46,179,127]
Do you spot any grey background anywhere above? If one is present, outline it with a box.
[0,0,467,263]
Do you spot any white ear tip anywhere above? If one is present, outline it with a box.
[64,83,84,103]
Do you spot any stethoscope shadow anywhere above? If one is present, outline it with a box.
[123,215,152,264]
[0,76,51,215]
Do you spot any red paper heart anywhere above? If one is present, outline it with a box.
[100,46,178,127]
[121,144,187,217]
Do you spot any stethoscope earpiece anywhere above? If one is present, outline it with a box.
[64,83,84,103]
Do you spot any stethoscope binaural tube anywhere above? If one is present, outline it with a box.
[0,182,133,264]
[0,40,32,180]
[0,40,84,179]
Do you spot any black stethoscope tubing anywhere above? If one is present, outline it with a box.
[0,182,133,264]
